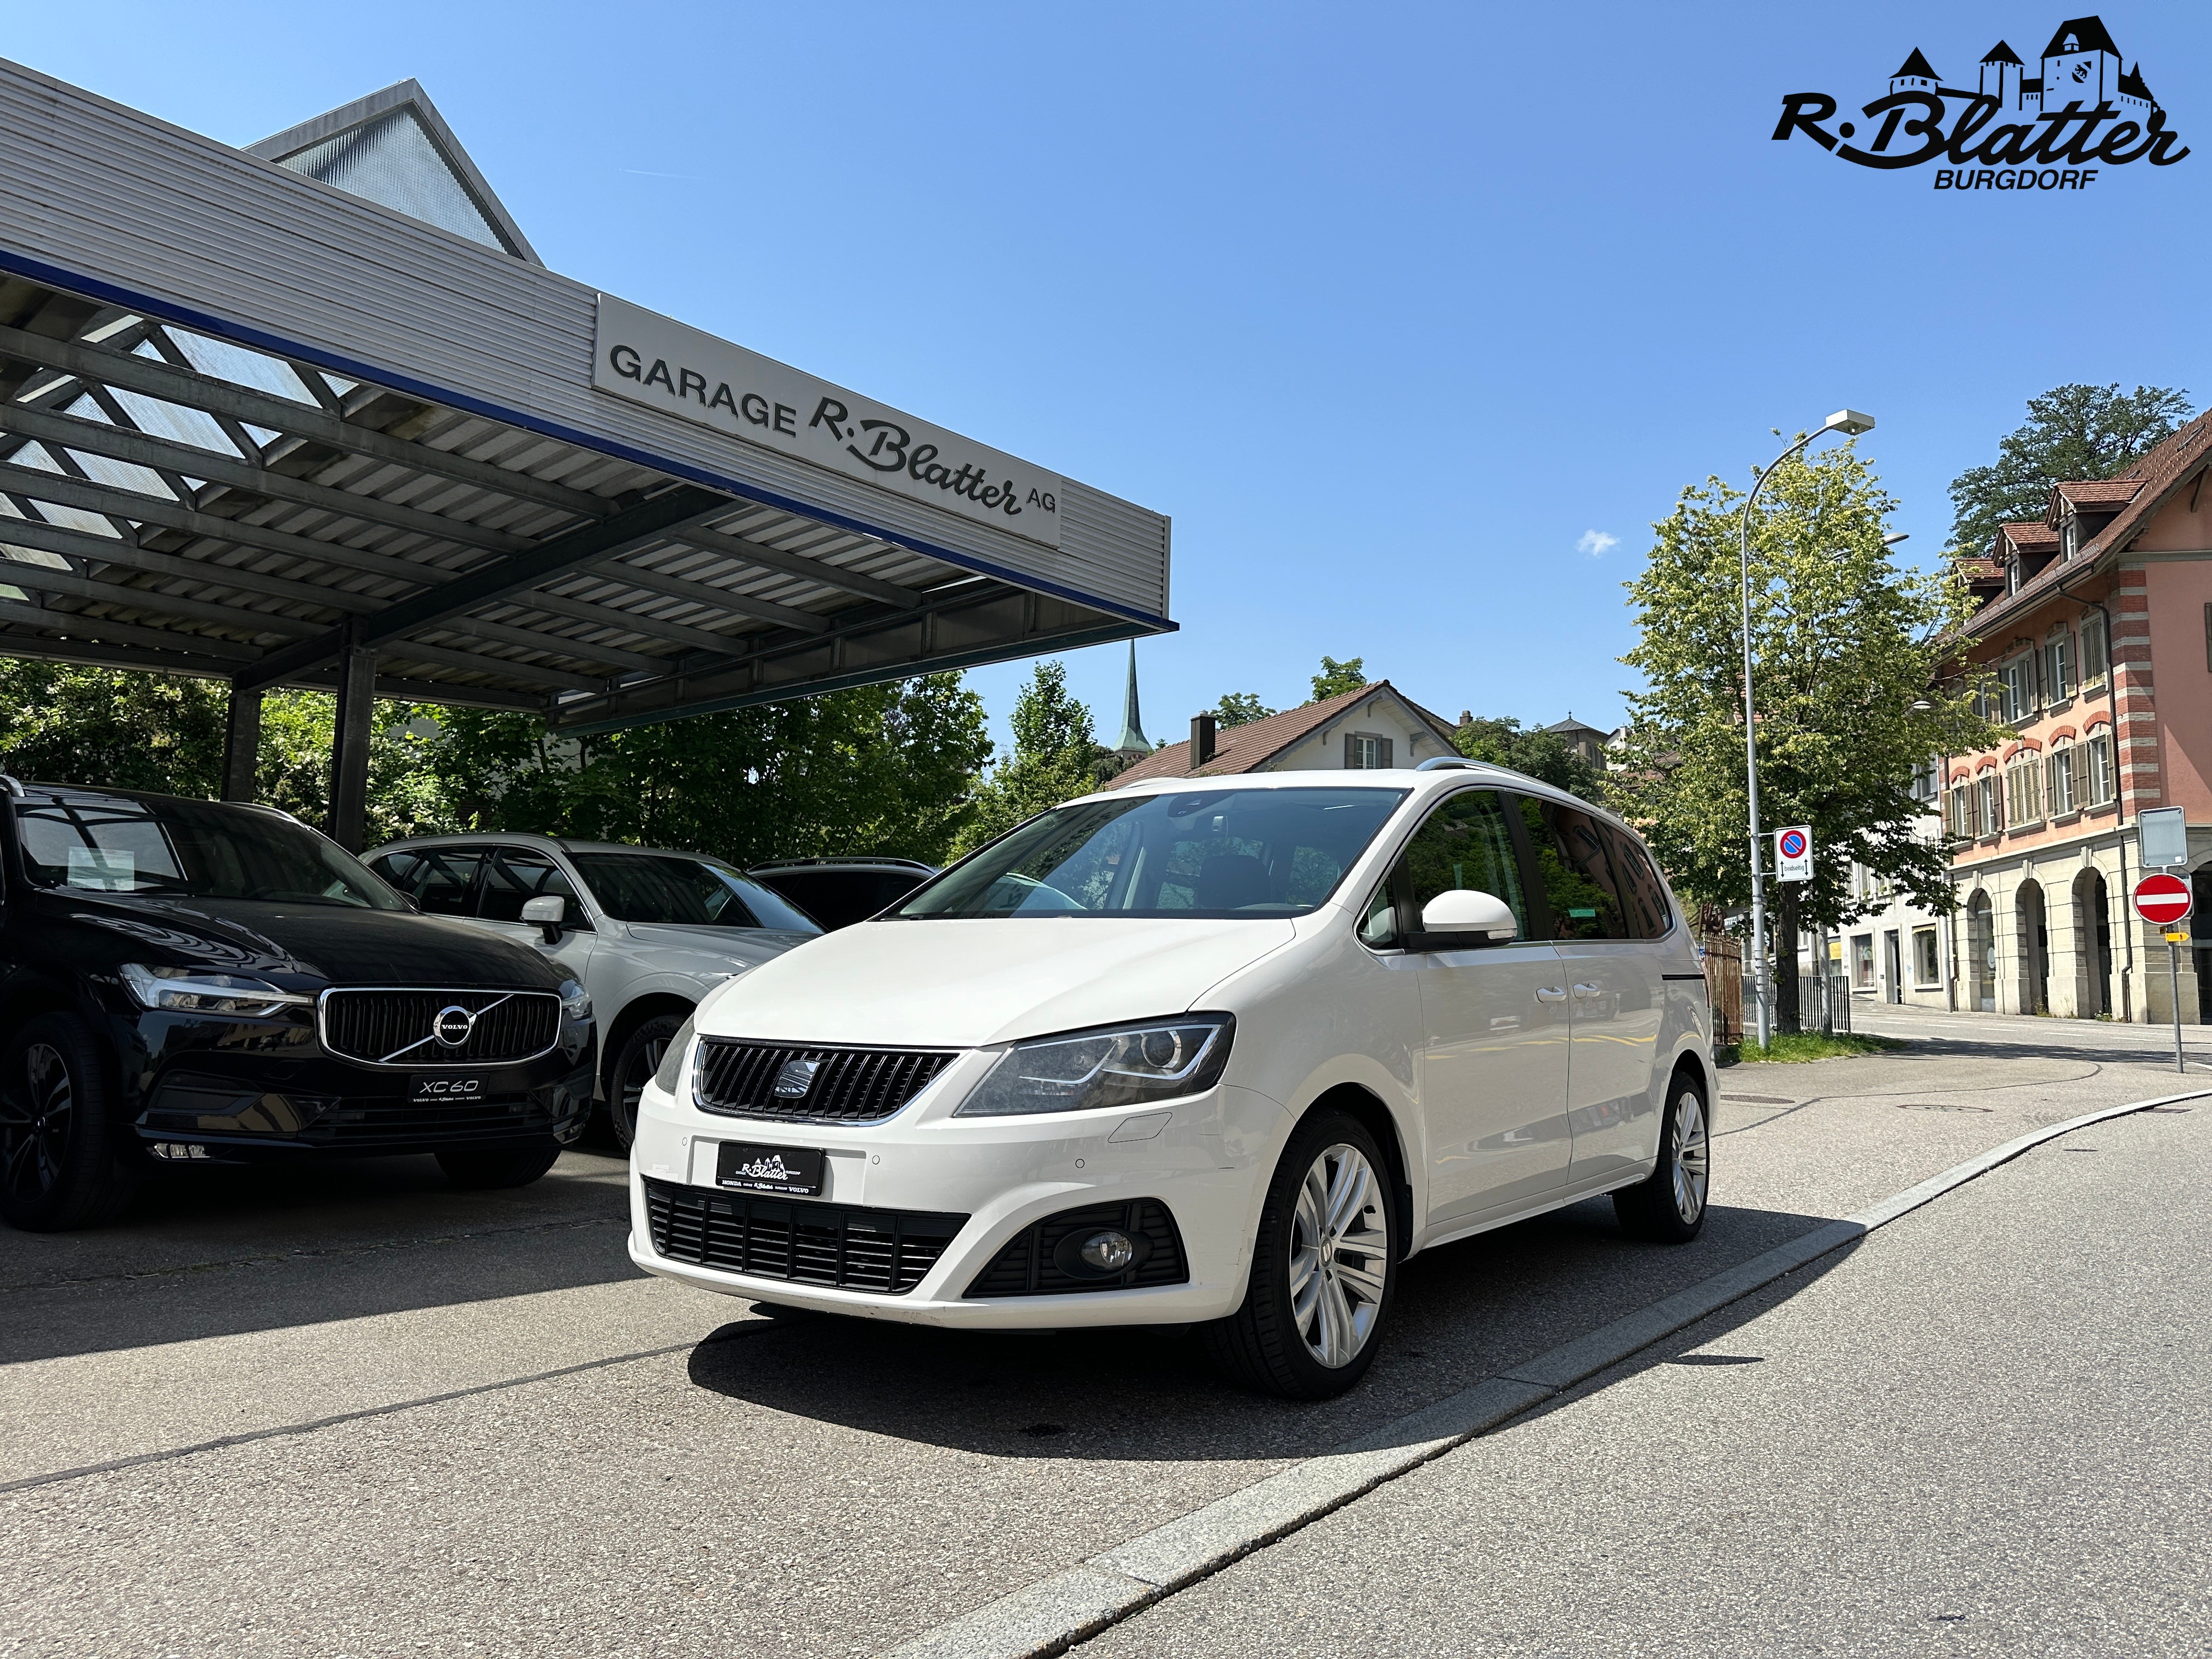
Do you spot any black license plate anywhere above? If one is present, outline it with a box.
[715,1140,826,1197]
[413,1075,489,1101]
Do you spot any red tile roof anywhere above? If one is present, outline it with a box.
[1999,521,2058,551]
[1102,681,1456,789]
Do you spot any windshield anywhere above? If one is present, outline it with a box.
[898,787,1409,919]
[15,793,406,910]
[569,853,821,933]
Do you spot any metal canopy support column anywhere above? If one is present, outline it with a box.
[219,685,262,803]
[329,628,377,852]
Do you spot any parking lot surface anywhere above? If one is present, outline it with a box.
[4,1009,2207,1656]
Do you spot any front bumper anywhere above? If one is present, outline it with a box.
[626,1058,1289,1330]
[116,1005,597,1162]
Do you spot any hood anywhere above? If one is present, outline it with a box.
[610,921,816,970]
[696,916,1299,1047]
[57,893,564,989]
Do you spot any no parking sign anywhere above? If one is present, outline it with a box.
[1776,825,1812,882]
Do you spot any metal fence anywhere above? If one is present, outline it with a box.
[1797,971,1853,1035]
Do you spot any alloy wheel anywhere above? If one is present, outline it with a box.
[1288,1142,1390,1368]
[1672,1091,1709,1225]
[616,1033,671,1141]
[1,1042,74,1202]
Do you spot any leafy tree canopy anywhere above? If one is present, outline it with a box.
[1212,692,1277,727]
[1310,655,1367,701]
[0,662,994,865]
[1948,382,2193,555]
[1615,442,2002,1028]
[1453,716,1609,806]
[954,659,1102,854]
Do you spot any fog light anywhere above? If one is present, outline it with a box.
[1079,1230,1135,1272]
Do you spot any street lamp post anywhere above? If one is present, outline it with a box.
[1739,408,1876,1049]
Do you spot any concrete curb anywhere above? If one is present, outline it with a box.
[884,1087,2206,1659]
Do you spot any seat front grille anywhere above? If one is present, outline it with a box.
[321,989,561,1066]
[692,1040,955,1124]
[643,1177,966,1294]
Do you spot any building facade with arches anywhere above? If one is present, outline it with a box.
[1942,413,2212,1022]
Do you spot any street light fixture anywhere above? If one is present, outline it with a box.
[1738,408,1875,1051]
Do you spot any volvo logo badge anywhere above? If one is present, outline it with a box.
[433,1005,478,1047]
[771,1058,821,1099]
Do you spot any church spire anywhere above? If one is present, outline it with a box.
[1112,641,1150,757]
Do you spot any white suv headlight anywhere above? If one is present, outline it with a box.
[120,963,312,1018]
[955,1015,1235,1118]
[653,1015,696,1094]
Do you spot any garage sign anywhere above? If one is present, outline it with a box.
[592,294,1064,549]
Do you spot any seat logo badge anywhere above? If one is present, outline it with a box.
[771,1058,821,1098]
[433,1005,478,1047]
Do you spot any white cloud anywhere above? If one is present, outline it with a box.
[1577,529,1618,557]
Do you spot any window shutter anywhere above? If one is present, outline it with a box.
[1344,733,1359,769]
[1379,738,1395,769]
[2070,742,2090,807]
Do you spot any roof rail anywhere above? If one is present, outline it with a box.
[0,773,24,797]
[1415,757,1483,772]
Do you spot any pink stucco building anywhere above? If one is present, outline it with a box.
[1943,412,2212,1020]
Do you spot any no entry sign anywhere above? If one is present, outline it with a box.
[2132,872,2193,927]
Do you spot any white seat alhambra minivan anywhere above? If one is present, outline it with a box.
[628,763,1716,1397]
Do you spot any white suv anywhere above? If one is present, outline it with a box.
[627,766,1714,1398]
[365,834,821,1146]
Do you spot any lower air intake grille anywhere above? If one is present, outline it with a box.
[643,1177,967,1295]
[692,1040,955,1124]
[964,1199,1189,1298]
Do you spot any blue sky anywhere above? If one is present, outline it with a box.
[6,3,2205,751]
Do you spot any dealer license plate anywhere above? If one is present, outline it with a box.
[413,1075,489,1101]
[715,1140,826,1197]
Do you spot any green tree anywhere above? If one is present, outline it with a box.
[0,664,455,844]
[1311,655,1367,701]
[955,659,1101,854]
[1948,382,2193,555]
[1212,692,1276,727]
[1453,716,1609,806]
[437,673,992,866]
[1615,442,2000,1034]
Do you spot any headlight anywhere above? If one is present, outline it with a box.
[120,963,312,1018]
[653,1015,696,1094]
[558,979,592,1022]
[954,1014,1234,1118]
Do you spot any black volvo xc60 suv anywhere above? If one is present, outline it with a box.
[0,780,596,1231]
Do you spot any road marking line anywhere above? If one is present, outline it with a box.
[884,1086,2209,1659]
[0,1321,776,1498]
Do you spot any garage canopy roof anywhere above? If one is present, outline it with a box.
[0,64,1172,733]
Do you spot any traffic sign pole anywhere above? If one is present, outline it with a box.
[2132,873,2194,1075]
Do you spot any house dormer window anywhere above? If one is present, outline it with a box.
[2062,515,2078,559]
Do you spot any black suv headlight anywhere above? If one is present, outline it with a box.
[953,1014,1234,1118]
[558,979,592,1023]
[121,963,312,1019]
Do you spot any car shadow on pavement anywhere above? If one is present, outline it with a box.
[682,1197,1848,1463]
[1,1148,643,1365]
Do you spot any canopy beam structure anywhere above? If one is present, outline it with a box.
[0,52,1172,845]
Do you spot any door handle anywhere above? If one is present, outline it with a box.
[1572,983,1602,998]
[1534,985,1568,1002]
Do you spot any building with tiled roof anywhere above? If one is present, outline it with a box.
[1939,408,2212,1023]
[1103,681,1457,789]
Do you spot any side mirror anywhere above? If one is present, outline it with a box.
[520,893,567,944]
[1414,889,1519,949]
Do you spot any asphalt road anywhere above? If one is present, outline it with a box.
[2,1018,2205,1657]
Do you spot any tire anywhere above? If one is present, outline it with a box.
[436,1138,562,1190]
[607,1013,687,1151]
[1207,1110,1397,1400]
[0,1012,138,1232]
[1613,1071,1711,1244]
